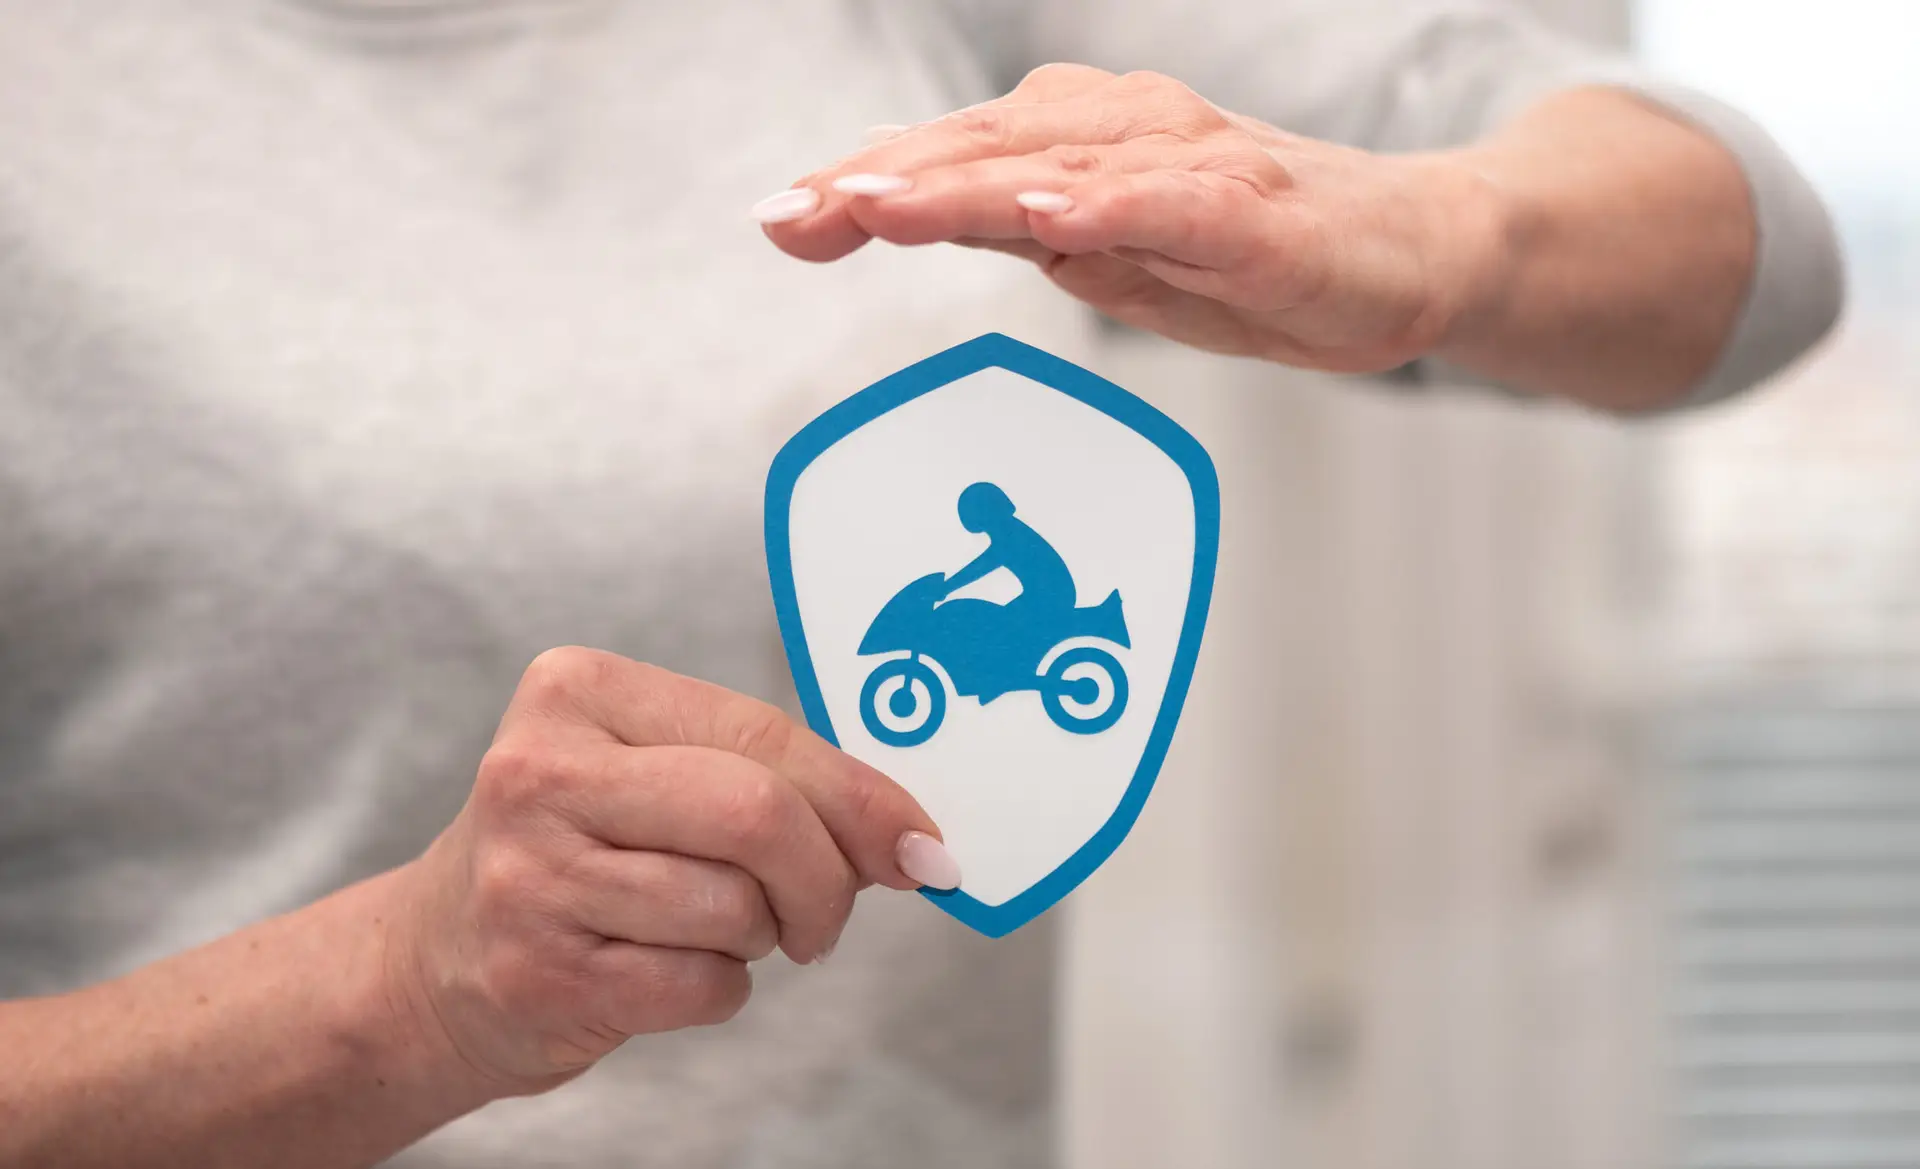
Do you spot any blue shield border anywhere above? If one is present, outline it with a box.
[764,333,1220,937]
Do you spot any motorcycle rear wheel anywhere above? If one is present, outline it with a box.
[1042,646,1128,735]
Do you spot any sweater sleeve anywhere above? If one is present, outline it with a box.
[937,0,1845,409]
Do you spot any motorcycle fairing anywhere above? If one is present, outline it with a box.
[856,572,1133,704]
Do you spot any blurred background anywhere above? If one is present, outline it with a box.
[1060,3,1920,1168]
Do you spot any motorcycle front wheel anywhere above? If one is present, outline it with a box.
[1042,646,1128,735]
[859,656,947,747]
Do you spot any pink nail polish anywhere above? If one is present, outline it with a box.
[750,188,821,224]
[1016,190,1074,214]
[895,831,962,891]
[832,173,913,197]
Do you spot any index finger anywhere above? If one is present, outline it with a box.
[502,647,951,892]
[759,64,1123,263]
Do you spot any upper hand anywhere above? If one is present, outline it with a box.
[759,64,1512,375]
[382,648,954,1095]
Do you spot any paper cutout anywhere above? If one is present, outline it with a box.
[856,480,1133,746]
[765,334,1218,936]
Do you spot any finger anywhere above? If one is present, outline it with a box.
[767,73,1196,262]
[535,741,852,963]
[564,848,779,963]
[1027,168,1281,274]
[841,64,1117,188]
[764,92,1124,263]
[586,944,753,1037]
[843,139,1188,248]
[1043,251,1285,360]
[503,649,945,893]
[954,237,1058,266]
[850,71,1201,180]
[860,63,1113,150]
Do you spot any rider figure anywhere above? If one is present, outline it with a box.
[942,482,1076,620]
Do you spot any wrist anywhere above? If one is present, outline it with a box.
[338,865,512,1118]
[1412,148,1531,368]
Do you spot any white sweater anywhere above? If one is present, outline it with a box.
[0,2,1839,1166]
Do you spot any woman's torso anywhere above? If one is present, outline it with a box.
[0,3,1086,1164]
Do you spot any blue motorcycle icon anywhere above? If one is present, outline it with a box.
[857,482,1130,747]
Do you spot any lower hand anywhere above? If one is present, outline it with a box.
[382,648,957,1095]
[757,64,1510,375]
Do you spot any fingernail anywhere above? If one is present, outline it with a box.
[1016,190,1074,214]
[863,123,911,144]
[832,173,913,197]
[749,187,821,224]
[812,938,838,966]
[895,831,961,891]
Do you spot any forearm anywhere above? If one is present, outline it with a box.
[0,868,495,1169]
[977,2,1841,412]
[1431,86,1758,412]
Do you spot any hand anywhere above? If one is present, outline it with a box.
[758,64,1511,375]
[381,648,957,1095]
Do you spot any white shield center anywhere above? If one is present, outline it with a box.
[786,366,1196,906]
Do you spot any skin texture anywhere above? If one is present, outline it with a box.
[0,649,942,1169]
[764,64,1757,413]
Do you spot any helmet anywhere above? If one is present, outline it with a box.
[956,481,1015,532]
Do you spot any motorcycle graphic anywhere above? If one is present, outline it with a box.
[856,482,1130,746]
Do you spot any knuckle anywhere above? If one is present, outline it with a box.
[721,767,793,851]
[703,877,752,934]
[520,645,599,707]
[471,843,542,917]
[1017,61,1110,92]
[649,952,752,1026]
[708,873,776,958]
[1113,71,1223,136]
[693,959,754,1024]
[1088,182,1144,221]
[476,740,555,812]
[831,777,889,878]
[1017,62,1069,89]
[724,699,795,764]
[741,927,779,964]
[1114,69,1179,95]
[949,106,1013,151]
[1042,144,1104,175]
